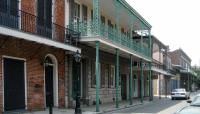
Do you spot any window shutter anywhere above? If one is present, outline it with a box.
[0,0,7,13]
[46,0,52,28]
[91,10,93,21]
[10,0,18,16]
[82,5,87,21]
[37,0,45,26]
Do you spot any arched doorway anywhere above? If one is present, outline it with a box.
[44,54,58,107]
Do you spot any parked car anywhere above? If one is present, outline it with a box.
[171,88,190,100]
[175,94,200,114]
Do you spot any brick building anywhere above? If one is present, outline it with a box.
[169,49,196,91]
[0,0,153,113]
[0,0,80,112]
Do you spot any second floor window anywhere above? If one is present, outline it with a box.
[101,16,105,24]
[0,0,18,15]
[108,20,113,28]
[101,63,108,88]
[74,3,80,20]
[37,0,52,27]
[82,4,87,21]
[91,10,93,21]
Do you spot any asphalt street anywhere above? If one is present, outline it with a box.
[106,92,200,114]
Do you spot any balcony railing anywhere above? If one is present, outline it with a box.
[0,8,79,46]
[152,59,167,70]
[70,21,150,58]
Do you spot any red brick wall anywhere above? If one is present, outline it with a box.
[54,0,65,42]
[0,37,66,112]
[54,0,65,26]
[21,0,36,15]
[21,0,36,34]
[169,50,180,65]
[21,0,66,42]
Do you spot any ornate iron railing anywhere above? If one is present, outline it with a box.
[0,8,80,46]
[152,59,167,70]
[70,21,151,58]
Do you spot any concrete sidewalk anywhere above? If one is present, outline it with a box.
[8,92,199,114]
[4,98,150,114]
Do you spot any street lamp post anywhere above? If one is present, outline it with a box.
[74,50,82,114]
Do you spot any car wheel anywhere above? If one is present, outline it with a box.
[185,97,187,100]
[171,97,174,100]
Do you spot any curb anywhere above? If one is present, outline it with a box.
[95,101,151,114]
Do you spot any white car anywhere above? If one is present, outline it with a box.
[171,88,190,100]
[175,94,200,114]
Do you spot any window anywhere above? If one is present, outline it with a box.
[121,28,125,34]
[134,74,137,80]
[133,61,138,67]
[101,63,108,88]
[82,4,87,21]
[74,3,80,19]
[91,10,93,21]
[108,20,113,28]
[37,0,52,27]
[91,60,96,87]
[37,0,52,37]
[91,61,101,88]
[108,65,115,88]
[101,16,105,24]
[0,0,19,28]
[133,74,137,91]
[0,0,18,15]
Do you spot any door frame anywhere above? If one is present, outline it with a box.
[2,55,27,111]
[43,54,58,108]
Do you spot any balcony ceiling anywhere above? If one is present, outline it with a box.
[80,37,151,62]
[79,0,148,31]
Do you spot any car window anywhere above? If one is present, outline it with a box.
[191,96,200,106]
[172,89,185,92]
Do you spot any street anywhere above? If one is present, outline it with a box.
[107,92,199,114]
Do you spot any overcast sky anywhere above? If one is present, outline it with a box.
[126,0,200,66]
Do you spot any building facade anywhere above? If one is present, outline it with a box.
[67,0,152,112]
[150,36,173,97]
[0,0,80,112]
[0,0,153,113]
[170,49,196,91]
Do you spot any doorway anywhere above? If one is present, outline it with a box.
[121,74,127,100]
[4,57,25,111]
[45,63,54,107]
[44,55,58,107]
[133,74,138,97]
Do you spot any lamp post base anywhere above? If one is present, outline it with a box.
[75,95,82,114]
[75,108,82,114]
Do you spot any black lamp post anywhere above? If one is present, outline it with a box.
[74,50,82,114]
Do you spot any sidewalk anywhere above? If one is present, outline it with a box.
[4,97,150,114]
[8,92,199,114]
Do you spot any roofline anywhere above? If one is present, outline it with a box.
[151,35,167,49]
[172,48,191,62]
[119,0,152,29]
[179,48,192,62]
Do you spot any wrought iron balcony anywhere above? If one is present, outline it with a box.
[152,59,167,70]
[70,21,151,58]
[0,8,79,46]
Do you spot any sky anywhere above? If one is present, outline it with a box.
[126,0,200,66]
